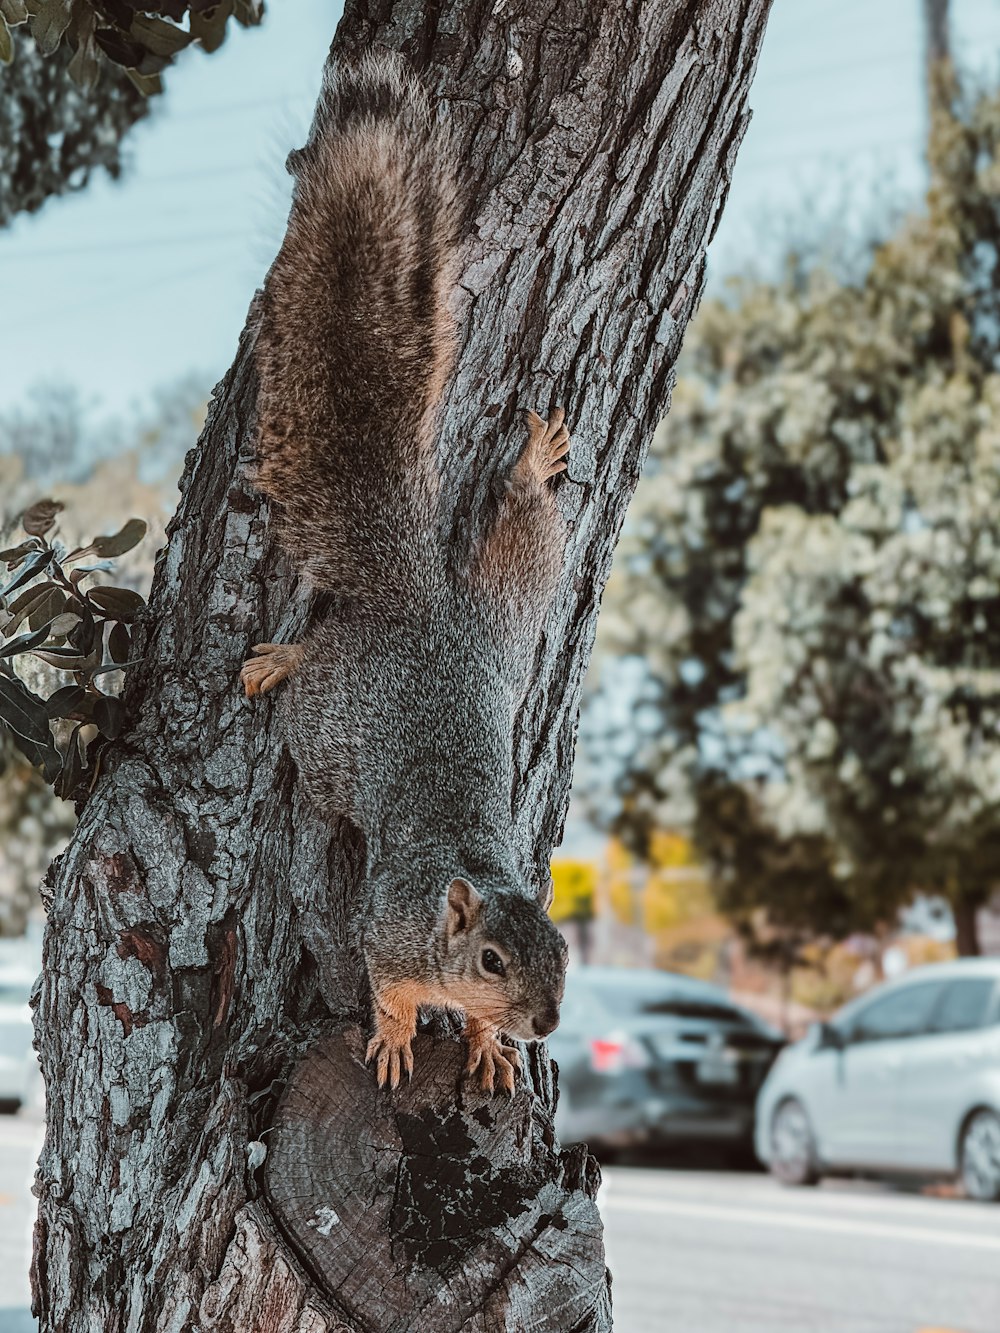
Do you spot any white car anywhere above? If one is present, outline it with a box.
[0,966,37,1112]
[755,959,1000,1200]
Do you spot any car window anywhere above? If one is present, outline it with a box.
[559,982,612,1032]
[848,980,946,1043]
[588,980,754,1027]
[929,978,996,1034]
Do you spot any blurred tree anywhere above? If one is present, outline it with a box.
[0,382,202,934]
[0,28,147,223]
[923,0,950,83]
[0,2,263,223]
[0,732,74,935]
[597,72,1000,956]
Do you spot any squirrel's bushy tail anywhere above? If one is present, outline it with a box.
[254,51,459,600]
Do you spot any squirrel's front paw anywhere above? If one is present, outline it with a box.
[516,407,570,487]
[465,1032,520,1096]
[366,1033,414,1090]
[240,642,305,697]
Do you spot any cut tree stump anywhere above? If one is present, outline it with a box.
[263,1028,606,1333]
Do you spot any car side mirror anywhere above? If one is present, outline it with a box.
[815,1021,845,1051]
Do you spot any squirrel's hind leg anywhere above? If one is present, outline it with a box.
[240,642,306,697]
[467,407,570,636]
[465,1017,521,1095]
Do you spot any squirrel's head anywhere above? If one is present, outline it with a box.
[437,878,568,1041]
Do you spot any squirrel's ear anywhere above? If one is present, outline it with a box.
[445,878,483,937]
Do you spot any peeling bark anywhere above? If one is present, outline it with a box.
[32,1,773,1329]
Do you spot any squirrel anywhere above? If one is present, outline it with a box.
[240,51,570,1095]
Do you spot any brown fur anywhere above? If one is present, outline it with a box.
[254,51,459,601]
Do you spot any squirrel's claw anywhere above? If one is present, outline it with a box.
[366,1034,414,1090]
[466,1034,520,1096]
[241,642,305,697]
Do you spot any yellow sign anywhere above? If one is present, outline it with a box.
[550,858,597,923]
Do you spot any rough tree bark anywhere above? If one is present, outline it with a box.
[31,2,772,1330]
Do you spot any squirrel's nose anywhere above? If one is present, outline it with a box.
[532,1006,559,1038]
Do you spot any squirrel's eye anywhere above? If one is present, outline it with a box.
[481,948,506,977]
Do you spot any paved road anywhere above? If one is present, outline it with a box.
[3,1115,1000,1332]
[602,1164,1000,1333]
[0,1114,40,1332]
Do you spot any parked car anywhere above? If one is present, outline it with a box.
[755,958,1000,1199]
[0,964,36,1113]
[550,966,784,1157]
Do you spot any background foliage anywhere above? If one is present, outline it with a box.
[591,70,1000,955]
[0,381,203,933]
[0,1,263,223]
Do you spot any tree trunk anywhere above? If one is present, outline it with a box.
[954,894,982,957]
[922,0,952,134]
[922,0,950,71]
[31,2,773,1329]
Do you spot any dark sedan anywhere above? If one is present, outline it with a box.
[549,966,785,1157]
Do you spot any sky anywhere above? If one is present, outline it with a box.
[3,0,1000,417]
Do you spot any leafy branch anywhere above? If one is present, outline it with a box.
[0,0,264,93]
[0,498,146,801]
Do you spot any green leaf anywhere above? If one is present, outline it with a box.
[66,31,100,91]
[26,585,65,632]
[93,694,124,740]
[31,647,101,671]
[45,685,88,720]
[47,612,81,637]
[54,725,84,800]
[0,540,39,565]
[68,603,96,656]
[190,0,232,53]
[26,0,71,55]
[91,518,147,559]
[11,727,61,786]
[0,547,52,599]
[2,580,57,634]
[0,0,28,24]
[0,672,51,744]
[129,14,191,57]
[88,586,145,622]
[21,497,63,537]
[0,622,57,658]
[232,0,263,25]
[124,68,162,97]
[0,16,13,64]
[108,621,131,665]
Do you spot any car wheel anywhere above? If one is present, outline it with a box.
[0,1098,21,1116]
[769,1098,820,1187]
[960,1109,1000,1202]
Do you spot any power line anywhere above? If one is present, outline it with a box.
[4,230,253,261]
[106,162,263,189]
[761,49,921,91]
[14,256,242,333]
[740,131,923,176]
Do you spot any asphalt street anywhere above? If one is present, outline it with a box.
[2,1114,999,1332]
[601,1164,1000,1333]
[0,1114,38,1332]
